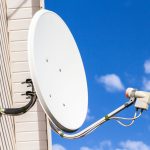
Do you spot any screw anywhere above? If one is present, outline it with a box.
[26,96,30,99]
[21,93,26,96]
[27,84,31,87]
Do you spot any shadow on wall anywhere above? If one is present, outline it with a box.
[7,0,40,19]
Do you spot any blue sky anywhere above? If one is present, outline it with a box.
[45,1,150,150]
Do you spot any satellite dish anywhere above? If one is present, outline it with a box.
[28,9,88,132]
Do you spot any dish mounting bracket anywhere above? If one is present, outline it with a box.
[0,79,37,116]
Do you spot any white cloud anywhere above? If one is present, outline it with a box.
[86,109,94,121]
[144,60,150,74]
[80,147,93,150]
[118,140,150,150]
[98,140,112,150]
[52,144,66,150]
[96,74,125,92]
[52,140,150,150]
[80,140,150,150]
[80,140,112,150]
[143,78,150,91]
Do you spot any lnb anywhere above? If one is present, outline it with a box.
[126,88,150,110]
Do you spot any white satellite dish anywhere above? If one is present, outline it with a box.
[28,9,88,132]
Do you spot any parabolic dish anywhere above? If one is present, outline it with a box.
[28,9,88,132]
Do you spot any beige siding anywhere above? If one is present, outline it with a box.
[0,0,15,150]
[6,0,52,149]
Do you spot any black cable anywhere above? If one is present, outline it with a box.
[3,94,37,116]
[1,79,37,116]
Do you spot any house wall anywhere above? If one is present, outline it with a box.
[0,0,52,149]
[0,0,15,150]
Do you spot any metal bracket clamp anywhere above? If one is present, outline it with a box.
[0,79,37,116]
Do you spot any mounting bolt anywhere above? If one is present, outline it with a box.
[21,79,32,84]
[21,93,26,96]
[27,84,32,87]
[26,96,31,99]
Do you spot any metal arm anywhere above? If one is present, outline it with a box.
[0,79,37,116]
[49,96,136,139]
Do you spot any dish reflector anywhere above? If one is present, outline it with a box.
[28,9,88,132]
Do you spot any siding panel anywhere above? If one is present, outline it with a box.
[6,1,51,149]
[0,0,15,150]
[12,72,30,83]
[16,141,47,150]
[15,112,46,123]
[11,62,29,73]
[15,122,47,132]
[10,41,27,52]
[7,0,40,9]
[9,30,28,42]
[16,131,47,142]
[10,51,28,62]
[8,19,31,31]
[7,7,39,20]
